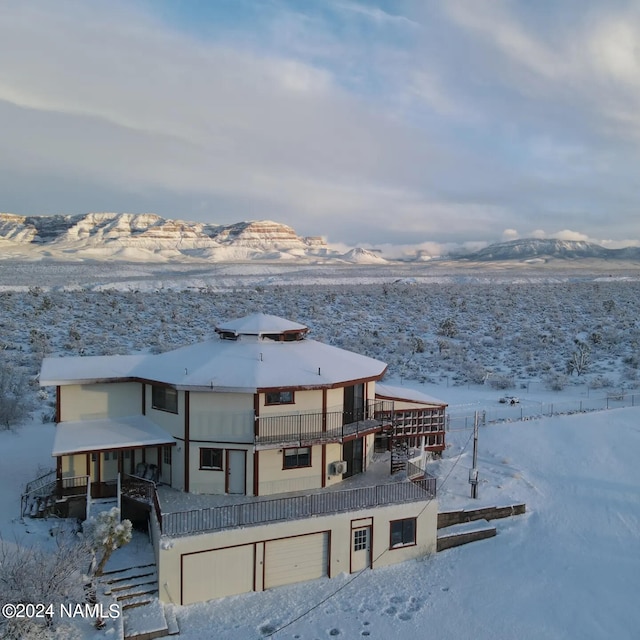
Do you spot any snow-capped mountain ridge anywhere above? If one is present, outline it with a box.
[0,212,355,262]
[458,238,640,262]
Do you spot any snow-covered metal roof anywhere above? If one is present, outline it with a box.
[40,354,144,386]
[52,415,176,456]
[40,314,387,391]
[375,383,446,406]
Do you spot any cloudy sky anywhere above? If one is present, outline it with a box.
[1,0,639,249]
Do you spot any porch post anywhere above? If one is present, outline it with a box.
[56,456,62,497]
[321,389,327,488]
[253,393,260,496]
[184,390,190,493]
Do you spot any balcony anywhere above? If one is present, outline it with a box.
[255,400,394,448]
[157,472,436,537]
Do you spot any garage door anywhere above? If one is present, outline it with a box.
[264,532,329,590]
[182,544,253,605]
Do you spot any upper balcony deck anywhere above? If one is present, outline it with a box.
[255,399,394,448]
[152,455,436,537]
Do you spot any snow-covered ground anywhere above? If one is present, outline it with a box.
[2,399,639,639]
[2,261,640,639]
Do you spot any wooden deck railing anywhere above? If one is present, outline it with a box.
[21,474,90,518]
[159,474,436,536]
[121,473,156,504]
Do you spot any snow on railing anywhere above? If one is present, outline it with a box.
[159,475,436,537]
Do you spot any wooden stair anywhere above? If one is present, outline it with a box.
[391,439,409,474]
[100,563,179,639]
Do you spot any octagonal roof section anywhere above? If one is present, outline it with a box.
[40,313,387,392]
[215,312,308,339]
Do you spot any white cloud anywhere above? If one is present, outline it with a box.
[553,229,591,242]
[0,0,639,246]
[502,228,519,241]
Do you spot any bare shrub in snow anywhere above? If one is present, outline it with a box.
[465,363,490,385]
[84,507,132,576]
[566,340,591,376]
[0,358,30,430]
[589,375,614,390]
[545,372,569,391]
[0,533,88,639]
[488,374,515,390]
[437,317,458,338]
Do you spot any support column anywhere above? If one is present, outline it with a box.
[184,390,190,493]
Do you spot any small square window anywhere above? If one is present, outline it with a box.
[353,528,369,551]
[265,390,294,405]
[283,447,311,469]
[390,518,416,548]
[200,448,223,470]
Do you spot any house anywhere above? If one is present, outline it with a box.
[39,313,447,605]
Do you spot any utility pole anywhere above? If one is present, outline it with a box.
[469,411,479,499]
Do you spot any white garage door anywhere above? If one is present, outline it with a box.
[264,532,329,590]
[182,544,253,605]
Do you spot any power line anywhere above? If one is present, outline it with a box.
[266,428,476,638]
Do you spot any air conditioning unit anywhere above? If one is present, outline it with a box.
[332,461,348,475]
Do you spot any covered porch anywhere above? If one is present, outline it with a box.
[52,415,176,499]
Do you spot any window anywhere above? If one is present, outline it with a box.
[265,390,294,405]
[200,448,223,470]
[283,447,311,469]
[163,446,172,465]
[390,518,416,548]
[152,386,178,414]
[353,528,369,551]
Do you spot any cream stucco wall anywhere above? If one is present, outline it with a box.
[59,382,141,421]
[188,443,254,495]
[157,498,438,605]
[189,392,254,442]
[325,387,344,413]
[258,445,323,495]
[61,453,89,478]
[325,443,344,487]
[259,389,324,415]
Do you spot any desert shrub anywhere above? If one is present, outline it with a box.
[544,372,569,391]
[488,375,515,390]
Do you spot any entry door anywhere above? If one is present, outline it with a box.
[226,449,246,495]
[101,451,119,482]
[343,437,364,478]
[344,383,365,424]
[351,526,372,572]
